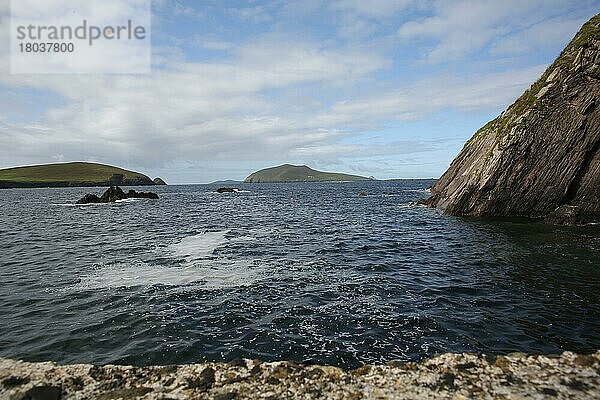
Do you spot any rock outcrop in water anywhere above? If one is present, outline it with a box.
[1,352,599,399]
[427,15,600,225]
[216,187,239,193]
[76,186,158,204]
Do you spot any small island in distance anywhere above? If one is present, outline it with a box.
[0,162,166,188]
[244,164,374,183]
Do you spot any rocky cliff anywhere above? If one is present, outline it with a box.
[427,14,600,224]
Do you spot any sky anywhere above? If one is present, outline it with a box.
[0,0,598,183]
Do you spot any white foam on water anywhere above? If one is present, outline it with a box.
[115,198,139,203]
[74,262,208,289]
[74,258,264,290]
[398,202,418,209]
[53,203,104,207]
[72,230,272,291]
[168,231,229,262]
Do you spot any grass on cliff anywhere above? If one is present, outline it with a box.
[463,14,600,150]
[0,162,150,183]
[244,164,371,182]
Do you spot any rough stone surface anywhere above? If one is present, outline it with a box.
[76,186,158,204]
[544,205,589,225]
[427,15,600,225]
[99,186,128,203]
[1,351,599,399]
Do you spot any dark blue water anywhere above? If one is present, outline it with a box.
[1,181,599,369]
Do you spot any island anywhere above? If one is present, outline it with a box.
[0,162,166,188]
[244,164,373,183]
[426,14,600,225]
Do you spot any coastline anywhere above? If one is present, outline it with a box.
[2,351,599,399]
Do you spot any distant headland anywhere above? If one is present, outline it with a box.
[0,162,166,189]
[244,164,374,183]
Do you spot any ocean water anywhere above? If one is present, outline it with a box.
[1,181,599,369]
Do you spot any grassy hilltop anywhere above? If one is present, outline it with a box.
[244,164,372,183]
[0,162,162,188]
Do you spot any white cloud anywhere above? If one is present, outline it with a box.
[0,0,595,180]
[397,0,585,63]
[330,0,413,19]
[190,34,234,51]
[173,3,204,18]
[330,0,415,39]
[0,34,388,168]
[314,65,546,127]
[228,5,273,24]
[489,17,586,55]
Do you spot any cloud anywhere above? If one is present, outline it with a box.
[397,0,588,63]
[1,0,595,180]
[0,58,543,171]
[314,65,546,127]
[0,33,388,168]
[173,3,204,18]
[329,0,415,39]
[228,5,273,24]
[489,17,586,55]
[190,34,234,51]
[330,0,413,19]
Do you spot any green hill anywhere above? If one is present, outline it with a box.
[0,162,159,188]
[244,164,372,183]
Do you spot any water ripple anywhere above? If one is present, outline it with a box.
[1,181,599,368]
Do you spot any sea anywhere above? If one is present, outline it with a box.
[1,180,599,369]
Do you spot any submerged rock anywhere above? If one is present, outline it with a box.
[426,15,600,225]
[76,186,158,204]
[544,205,588,226]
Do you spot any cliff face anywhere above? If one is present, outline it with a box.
[427,15,600,223]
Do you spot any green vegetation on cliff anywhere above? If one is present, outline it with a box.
[244,164,372,183]
[464,13,600,149]
[0,162,157,188]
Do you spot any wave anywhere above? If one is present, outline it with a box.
[398,202,418,209]
[53,202,104,207]
[115,198,139,203]
[53,198,139,207]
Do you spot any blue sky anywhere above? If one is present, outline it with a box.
[0,0,599,183]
